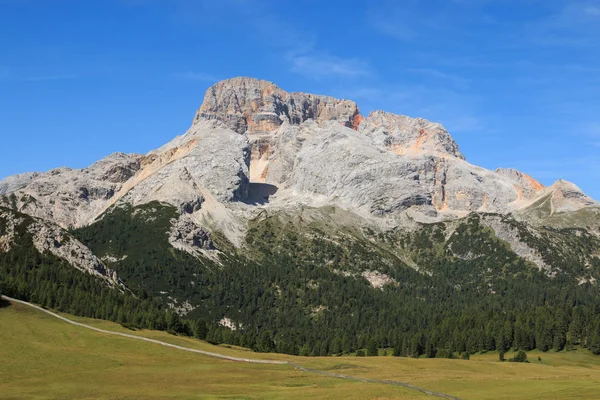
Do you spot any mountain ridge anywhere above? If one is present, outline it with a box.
[2,77,594,234]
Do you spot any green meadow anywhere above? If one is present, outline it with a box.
[2,301,600,400]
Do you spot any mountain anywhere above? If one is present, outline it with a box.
[3,77,594,230]
[2,77,600,357]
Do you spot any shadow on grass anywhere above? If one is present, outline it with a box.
[0,298,11,308]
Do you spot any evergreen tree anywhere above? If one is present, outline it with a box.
[367,338,378,357]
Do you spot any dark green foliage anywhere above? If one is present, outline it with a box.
[73,202,216,316]
[72,208,600,357]
[509,350,529,363]
[367,339,378,356]
[5,203,600,359]
[356,350,365,357]
[590,320,600,355]
[193,319,208,340]
[0,207,187,335]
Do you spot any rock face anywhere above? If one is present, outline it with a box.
[359,111,464,159]
[169,216,214,253]
[0,75,597,297]
[194,77,362,134]
[0,120,250,229]
[256,120,533,216]
[522,179,597,216]
[0,172,40,195]
[120,119,250,209]
[0,153,143,228]
[496,168,545,199]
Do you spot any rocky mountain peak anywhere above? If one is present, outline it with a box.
[359,110,465,160]
[546,179,598,211]
[193,77,362,134]
[496,168,545,199]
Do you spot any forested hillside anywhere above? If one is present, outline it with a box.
[68,203,600,357]
[0,207,193,335]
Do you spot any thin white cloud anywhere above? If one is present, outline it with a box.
[288,54,370,79]
[584,4,600,16]
[404,68,469,88]
[20,74,77,82]
[528,1,600,47]
[173,71,217,82]
[370,15,415,41]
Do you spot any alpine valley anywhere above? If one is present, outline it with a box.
[2,77,600,357]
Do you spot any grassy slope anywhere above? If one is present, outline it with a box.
[0,302,423,400]
[3,303,600,400]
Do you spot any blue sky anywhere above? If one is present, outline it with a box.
[1,0,599,199]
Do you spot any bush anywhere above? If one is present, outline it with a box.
[509,350,529,363]
[356,350,365,357]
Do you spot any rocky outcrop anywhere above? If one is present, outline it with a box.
[0,172,40,195]
[361,270,398,289]
[169,216,214,253]
[130,119,251,205]
[0,207,124,288]
[0,209,23,252]
[28,220,125,288]
[194,77,362,134]
[359,111,464,159]
[479,214,550,273]
[496,168,545,201]
[0,153,143,228]
[540,180,597,213]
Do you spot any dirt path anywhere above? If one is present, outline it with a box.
[2,295,461,400]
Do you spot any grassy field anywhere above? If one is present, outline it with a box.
[2,302,600,400]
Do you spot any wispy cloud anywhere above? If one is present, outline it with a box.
[584,4,600,15]
[172,71,217,82]
[367,0,498,42]
[288,54,370,79]
[184,0,369,80]
[19,74,77,82]
[528,1,600,46]
[404,68,469,88]
[130,0,370,81]
[249,8,369,80]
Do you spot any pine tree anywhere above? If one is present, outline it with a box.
[193,319,208,340]
[367,338,378,356]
